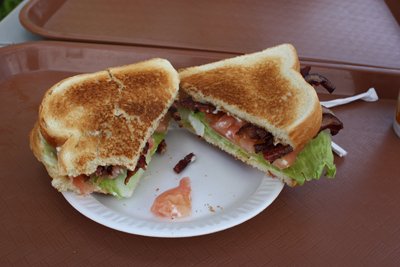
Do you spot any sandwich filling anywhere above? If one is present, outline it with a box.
[39,124,168,198]
[175,97,341,185]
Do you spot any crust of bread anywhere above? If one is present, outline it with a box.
[179,44,322,149]
[36,58,179,178]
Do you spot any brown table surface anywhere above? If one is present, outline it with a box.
[1,41,400,265]
[20,0,400,70]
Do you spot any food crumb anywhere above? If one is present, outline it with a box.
[205,203,215,213]
[173,153,196,173]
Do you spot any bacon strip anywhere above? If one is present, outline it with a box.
[174,153,196,174]
[320,107,343,136]
[169,104,181,122]
[236,124,271,140]
[156,139,167,154]
[94,165,124,179]
[254,140,274,154]
[124,142,150,185]
[263,145,294,163]
[301,66,336,93]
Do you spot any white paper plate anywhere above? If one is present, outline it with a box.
[63,127,284,237]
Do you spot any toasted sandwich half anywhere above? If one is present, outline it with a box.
[30,58,179,197]
[176,44,337,186]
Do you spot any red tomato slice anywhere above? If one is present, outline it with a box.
[151,177,192,219]
[72,175,95,195]
[235,135,257,153]
[206,112,300,166]
[206,113,255,152]
[208,114,234,137]
[272,149,301,169]
[206,113,245,139]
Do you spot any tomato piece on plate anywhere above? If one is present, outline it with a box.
[151,177,192,219]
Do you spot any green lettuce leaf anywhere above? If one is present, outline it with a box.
[94,168,144,198]
[182,109,336,185]
[40,133,58,168]
[279,130,336,185]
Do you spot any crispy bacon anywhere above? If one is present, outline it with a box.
[169,104,181,122]
[136,155,148,170]
[263,144,294,163]
[94,165,124,179]
[301,66,336,93]
[300,66,312,77]
[142,142,150,155]
[156,139,167,154]
[254,140,274,154]
[320,107,343,135]
[301,67,343,135]
[236,124,271,140]
[173,153,196,174]
[125,155,147,185]
[169,104,183,128]
[124,141,151,185]
[125,170,135,184]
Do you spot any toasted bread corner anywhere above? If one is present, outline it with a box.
[36,58,179,178]
[179,44,321,149]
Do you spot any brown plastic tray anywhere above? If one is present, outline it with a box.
[1,41,399,265]
[19,0,400,70]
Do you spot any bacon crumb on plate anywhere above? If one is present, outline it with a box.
[156,139,167,154]
[173,153,196,173]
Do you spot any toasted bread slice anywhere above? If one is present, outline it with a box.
[32,58,179,189]
[179,44,322,149]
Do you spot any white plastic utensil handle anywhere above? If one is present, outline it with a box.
[332,141,347,157]
[320,88,378,108]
